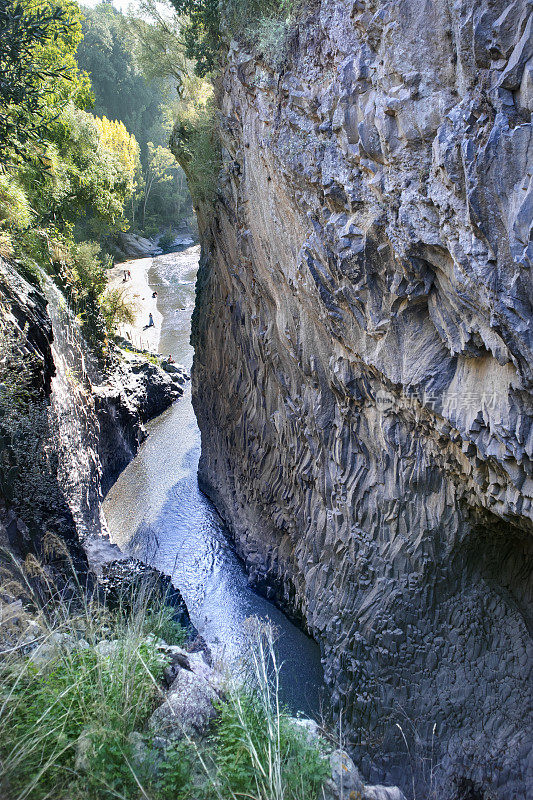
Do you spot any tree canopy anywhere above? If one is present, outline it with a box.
[0,0,92,163]
[76,2,192,236]
[0,0,147,354]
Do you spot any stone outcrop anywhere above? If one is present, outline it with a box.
[112,232,159,260]
[191,1,533,798]
[0,257,186,570]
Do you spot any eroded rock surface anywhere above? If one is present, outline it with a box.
[0,258,186,567]
[149,646,222,738]
[191,1,533,797]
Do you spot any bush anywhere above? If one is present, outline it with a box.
[0,173,32,229]
[143,604,187,647]
[225,0,295,36]
[211,621,329,800]
[170,0,296,75]
[170,93,221,207]
[153,740,193,800]
[0,561,327,800]
[1,642,164,800]
[100,287,136,337]
[72,241,107,299]
[158,229,176,251]
[255,15,291,70]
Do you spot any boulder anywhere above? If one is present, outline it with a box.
[324,749,364,799]
[363,787,407,800]
[29,632,77,666]
[288,716,321,741]
[149,668,220,739]
[149,649,222,739]
[114,232,158,258]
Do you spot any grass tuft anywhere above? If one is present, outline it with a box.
[210,620,330,800]
[0,560,328,800]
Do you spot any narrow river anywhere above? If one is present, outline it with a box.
[103,245,325,717]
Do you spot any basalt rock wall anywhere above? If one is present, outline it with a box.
[0,258,183,572]
[191,1,533,797]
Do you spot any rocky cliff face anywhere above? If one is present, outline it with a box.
[191,1,533,797]
[0,258,184,572]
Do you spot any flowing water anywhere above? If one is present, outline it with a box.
[103,245,325,717]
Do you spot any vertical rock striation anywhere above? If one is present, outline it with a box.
[191,1,533,797]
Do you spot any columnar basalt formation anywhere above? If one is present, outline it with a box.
[191,1,533,797]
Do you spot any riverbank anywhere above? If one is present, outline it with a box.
[0,568,407,800]
[107,258,162,353]
[0,253,406,800]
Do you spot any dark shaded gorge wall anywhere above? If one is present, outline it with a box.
[190,1,533,797]
[0,258,182,576]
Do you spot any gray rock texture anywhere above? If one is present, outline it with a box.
[112,232,159,260]
[149,646,222,738]
[0,258,185,569]
[190,1,533,798]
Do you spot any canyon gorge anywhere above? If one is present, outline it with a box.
[189,0,533,797]
[0,0,532,797]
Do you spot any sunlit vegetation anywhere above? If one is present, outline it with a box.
[0,559,329,800]
[170,80,220,207]
[169,0,297,76]
[0,0,140,353]
[76,1,193,237]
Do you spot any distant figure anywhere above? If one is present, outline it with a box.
[152,291,157,298]
[127,270,132,279]
[167,354,175,363]
[123,270,128,282]
[147,313,154,327]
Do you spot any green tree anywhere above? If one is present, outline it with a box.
[168,0,296,77]
[130,0,189,90]
[76,2,192,234]
[168,0,220,77]
[0,0,92,164]
[141,142,176,227]
[76,3,166,154]
[14,104,138,237]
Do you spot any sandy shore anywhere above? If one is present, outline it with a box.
[107,258,162,353]
[87,256,166,571]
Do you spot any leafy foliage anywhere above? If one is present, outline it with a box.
[169,0,296,76]
[170,83,220,207]
[0,559,329,800]
[100,286,136,338]
[0,570,178,800]
[11,104,139,238]
[143,603,187,646]
[76,2,163,153]
[130,0,189,89]
[0,0,150,354]
[0,173,31,228]
[2,643,162,799]
[211,621,330,800]
[152,740,193,800]
[94,115,141,199]
[76,2,192,234]
[214,688,329,799]
[169,0,220,78]
[0,0,92,164]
